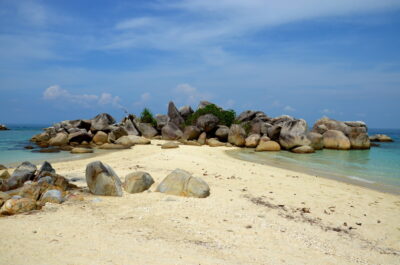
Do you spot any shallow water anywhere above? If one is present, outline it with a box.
[228,129,400,193]
[0,125,99,166]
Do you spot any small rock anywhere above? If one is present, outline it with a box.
[0,169,10,180]
[99,143,130,150]
[207,138,225,147]
[161,142,180,149]
[291,145,315,154]
[41,189,63,204]
[71,147,94,154]
[0,198,37,215]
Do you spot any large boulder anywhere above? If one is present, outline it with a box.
[31,132,51,143]
[245,134,260,148]
[312,117,349,135]
[168,101,185,128]
[91,113,116,132]
[48,132,68,146]
[122,119,140,136]
[156,169,210,198]
[322,130,351,150]
[307,132,324,150]
[182,126,201,140]
[179,106,194,120]
[68,131,92,144]
[137,123,158,138]
[215,125,229,142]
[369,134,393,142]
[161,122,183,140]
[237,110,258,123]
[115,135,151,146]
[228,124,246,147]
[279,119,310,150]
[123,171,154,193]
[260,122,272,136]
[267,125,282,140]
[155,114,169,130]
[108,126,128,143]
[0,198,37,215]
[197,101,215,110]
[93,131,108,145]
[196,114,219,133]
[85,161,123,196]
[348,131,370,149]
[7,162,37,190]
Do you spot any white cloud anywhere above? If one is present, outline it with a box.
[43,85,121,108]
[133,92,151,106]
[283,105,295,112]
[115,17,157,30]
[173,83,212,105]
[321,108,335,114]
[106,0,400,51]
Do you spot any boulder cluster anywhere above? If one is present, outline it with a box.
[0,124,9,131]
[29,100,390,154]
[86,161,210,198]
[0,160,210,217]
[30,113,152,153]
[0,161,78,216]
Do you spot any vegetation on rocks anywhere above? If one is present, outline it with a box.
[185,104,236,127]
[140,108,157,127]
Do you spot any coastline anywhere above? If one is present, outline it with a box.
[1,140,399,264]
[227,149,400,195]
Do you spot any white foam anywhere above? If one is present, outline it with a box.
[347,176,376,184]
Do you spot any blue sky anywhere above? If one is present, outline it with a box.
[0,0,400,128]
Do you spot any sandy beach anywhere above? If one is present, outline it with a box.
[0,140,399,264]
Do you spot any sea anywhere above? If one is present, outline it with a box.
[0,124,99,166]
[229,128,400,194]
[1,125,399,193]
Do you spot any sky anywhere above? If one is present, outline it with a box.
[0,0,400,128]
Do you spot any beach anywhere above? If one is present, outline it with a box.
[0,140,399,265]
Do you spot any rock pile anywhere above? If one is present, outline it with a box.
[29,100,391,155]
[0,161,78,216]
[0,124,9,130]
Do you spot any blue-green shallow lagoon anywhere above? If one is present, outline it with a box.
[0,125,101,166]
[1,125,400,193]
[228,129,400,194]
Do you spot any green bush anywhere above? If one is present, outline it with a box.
[140,108,157,127]
[185,104,236,127]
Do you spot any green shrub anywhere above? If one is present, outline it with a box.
[185,104,236,127]
[140,108,157,127]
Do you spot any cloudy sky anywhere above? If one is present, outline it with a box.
[0,0,399,128]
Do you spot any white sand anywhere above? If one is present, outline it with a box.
[0,140,399,265]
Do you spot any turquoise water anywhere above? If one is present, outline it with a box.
[0,125,97,166]
[1,126,400,192]
[229,129,400,193]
